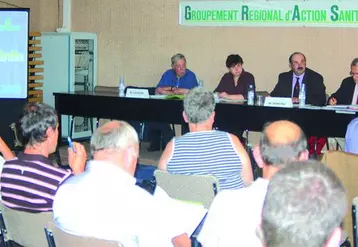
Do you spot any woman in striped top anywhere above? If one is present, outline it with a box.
[158,87,253,190]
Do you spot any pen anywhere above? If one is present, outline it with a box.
[67,137,76,153]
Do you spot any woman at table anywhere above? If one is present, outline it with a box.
[214,54,256,100]
[214,54,256,141]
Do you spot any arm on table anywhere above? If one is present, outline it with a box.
[155,86,174,95]
[328,79,350,105]
[219,93,244,100]
[172,87,189,95]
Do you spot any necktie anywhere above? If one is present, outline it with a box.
[293,77,300,98]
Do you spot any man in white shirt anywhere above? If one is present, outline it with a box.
[260,160,346,247]
[344,117,358,154]
[53,120,201,247]
[197,120,309,247]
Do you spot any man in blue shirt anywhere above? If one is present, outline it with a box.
[148,54,198,151]
[155,53,198,95]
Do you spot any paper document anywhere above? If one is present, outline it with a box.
[150,95,167,100]
[154,187,208,236]
[325,105,352,109]
[219,98,246,103]
[324,105,358,112]
[168,199,208,236]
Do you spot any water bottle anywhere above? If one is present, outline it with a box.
[214,93,220,103]
[118,77,125,97]
[299,83,306,107]
[247,84,254,105]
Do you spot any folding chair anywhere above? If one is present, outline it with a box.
[154,170,219,209]
[340,230,351,247]
[322,151,358,244]
[352,197,358,247]
[9,122,23,155]
[45,221,123,247]
[0,204,52,247]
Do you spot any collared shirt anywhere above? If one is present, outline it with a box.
[345,117,358,154]
[53,160,205,247]
[157,69,198,89]
[0,152,71,213]
[351,83,358,105]
[198,178,269,247]
[291,72,305,97]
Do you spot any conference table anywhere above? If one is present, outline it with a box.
[54,91,357,142]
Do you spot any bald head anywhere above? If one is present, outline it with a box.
[90,120,139,156]
[260,120,307,166]
[265,120,302,145]
[90,120,139,175]
[100,120,121,132]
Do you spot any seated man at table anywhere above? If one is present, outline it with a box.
[147,53,199,151]
[260,160,346,247]
[54,120,204,246]
[271,52,327,155]
[197,120,309,247]
[270,52,326,106]
[1,103,87,212]
[156,53,198,95]
[158,87,253,190]
[328,58,358,105]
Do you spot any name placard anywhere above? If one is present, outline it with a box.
[264,97,293,108]
[125,88,150,99]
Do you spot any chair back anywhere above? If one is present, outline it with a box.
[154,170,219,209]
[321,151,358,241]
[352,197,358,247]
[45,221,123,247]
[0,204,52,247]
[94,85,118,94]
[9,122,24,151]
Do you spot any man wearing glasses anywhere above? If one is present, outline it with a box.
[148,54,198,152]
[155,53,198,95]
[328,58,358,105]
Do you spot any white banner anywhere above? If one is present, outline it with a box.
[179,0,358,27]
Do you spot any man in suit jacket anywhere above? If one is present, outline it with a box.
[270,52,326,106]
[328,58,358,105]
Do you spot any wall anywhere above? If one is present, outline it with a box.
[70,0,358,94]
[2,0,358,94]
[0,0,58,31]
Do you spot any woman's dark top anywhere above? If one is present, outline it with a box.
[214,71,255,99]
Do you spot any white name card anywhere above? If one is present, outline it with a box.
[125,88,150,99]
[264,97,293,108]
